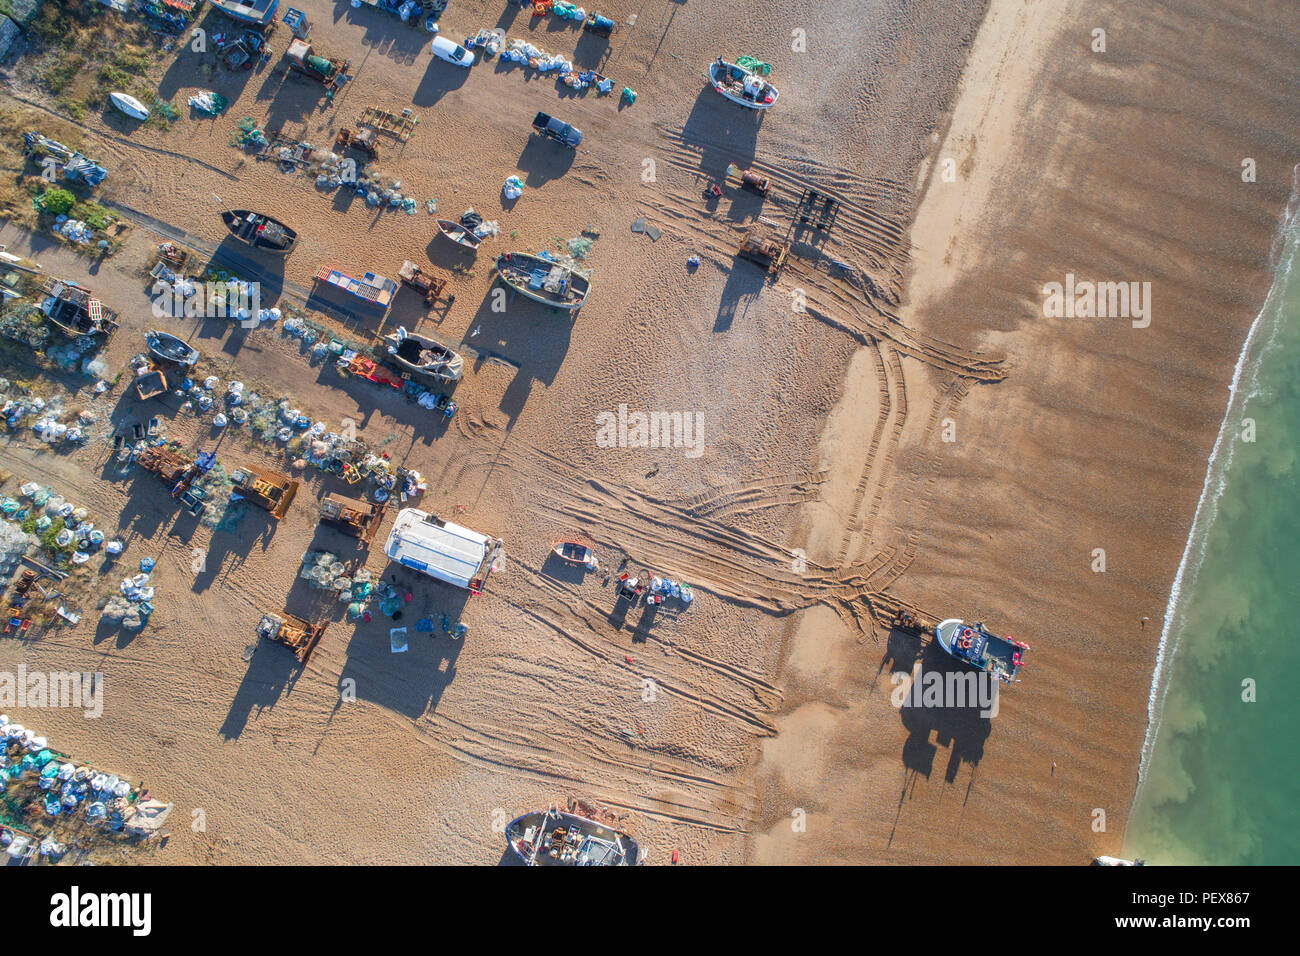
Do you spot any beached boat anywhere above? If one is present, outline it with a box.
[221,210,297,255]
[506,807,641,866]
[381,328,463,383]
[551,541,598,570]
[706,58,778,110]
[41,279,119,339]
[145,329,199,367]
[1093,856,1146,866]
[109,92,150,121]
[436,218,483,251]
[494,252,590,311]
[935,619,1029,684]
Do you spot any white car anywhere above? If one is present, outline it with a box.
[431,36,473,68]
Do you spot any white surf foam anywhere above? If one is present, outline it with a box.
[1136,164,1300,786]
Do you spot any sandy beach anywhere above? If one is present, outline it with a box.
[0,0,1296,865]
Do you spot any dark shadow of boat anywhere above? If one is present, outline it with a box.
[896,640,995,784]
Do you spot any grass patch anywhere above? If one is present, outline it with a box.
[45,54,86,95]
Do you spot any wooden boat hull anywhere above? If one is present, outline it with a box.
[145,329,199,367]
[222,210,297,255]
[705,61,778,110]
[552,542,597,569]
[494,252,589,311]
[381,331,463,383]
[436,218,482,250]
[109,92,150,120]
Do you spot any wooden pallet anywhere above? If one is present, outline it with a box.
[360,106,419,142]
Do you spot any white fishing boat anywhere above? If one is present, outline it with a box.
[551,541,598,571]
[109,92,150,121]
[705,58,778,110]
[494,252,590,311]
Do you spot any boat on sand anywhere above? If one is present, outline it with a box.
[109,92,150,120]
[381,328,463,383]
[935,618,1029,683]
[436,218,483,250]
[705,58,778,110]
[145,329,199,367]
[551,541,598,570]
[494,252,589,311]
[221,210,297,255]
[505,807,641,866]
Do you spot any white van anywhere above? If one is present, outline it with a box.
[431,36,473,68]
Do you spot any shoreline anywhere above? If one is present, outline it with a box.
[760,0,1300,864]
[1137,165,1300,787]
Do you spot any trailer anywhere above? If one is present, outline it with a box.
[359,106,419,143]
[285,37,351,92]
[397,260,450,306]
[725,162,771,197]
[385,509,502,595]
[137,445,200,496]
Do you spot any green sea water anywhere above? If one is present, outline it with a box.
[1126,177,1300,865]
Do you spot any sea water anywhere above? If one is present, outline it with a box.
[1126,170,1300,865]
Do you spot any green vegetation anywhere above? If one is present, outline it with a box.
[70,198,110,230]
[41,187,76,215]
[45,54,86,95]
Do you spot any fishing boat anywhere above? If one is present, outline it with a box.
[506,807,641,866]
[109,92,150,121]
[221,210,297,255]
[436,218,482,251]
[494,252,590,311]
[706,58,778,110]
[551,541,598,571]
[41,279,119,339]
[145,329,199,367]
[381,328,463,383]
[935,619,1029,684]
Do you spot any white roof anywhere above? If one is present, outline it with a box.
[385,509,490,589]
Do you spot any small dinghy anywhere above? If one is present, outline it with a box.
[221,210,297,255]
[705,58,778,110]
[145,329,199,367]
[495,252,590,311]
[381,328,463,383]
[552,541,598,571]
[436,218,483,251]
[109,92,150,121]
